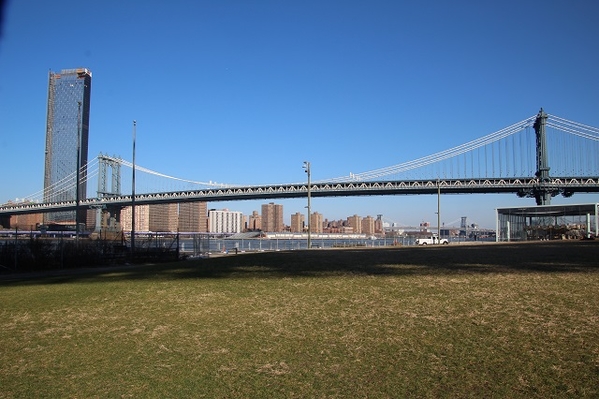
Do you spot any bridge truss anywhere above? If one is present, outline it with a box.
[3,176,599,216]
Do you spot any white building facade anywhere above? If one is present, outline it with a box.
[208,209,243,234]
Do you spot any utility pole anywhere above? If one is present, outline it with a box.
[131,120,136,258]
[303,161,311,249]
[437,179,441,242]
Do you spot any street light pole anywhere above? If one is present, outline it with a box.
[437,179,441,243]
[131,120,137,258]
[303,161,311,249]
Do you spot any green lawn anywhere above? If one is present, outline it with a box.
[1,241,598,398]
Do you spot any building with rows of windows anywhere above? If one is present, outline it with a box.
[44,68,92,224]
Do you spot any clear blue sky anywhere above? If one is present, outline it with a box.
[1,0,598,228]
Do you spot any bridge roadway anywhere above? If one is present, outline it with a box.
[2,176,599,215]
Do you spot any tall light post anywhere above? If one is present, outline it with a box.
[303,161,311,249]
[437,179,441,243]
[75,101,82,244]
[131,120,137,257]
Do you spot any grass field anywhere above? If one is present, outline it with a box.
[1,241,598,398]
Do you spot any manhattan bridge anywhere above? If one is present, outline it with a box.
[1,109,599,221]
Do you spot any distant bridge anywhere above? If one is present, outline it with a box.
[1,109,598,217]
[3,176,599,216]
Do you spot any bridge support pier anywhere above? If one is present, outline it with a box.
[519,108,560,205]
[89,205,122,240]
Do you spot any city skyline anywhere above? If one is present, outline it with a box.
[121,201,403,235]
[1,1,598,228]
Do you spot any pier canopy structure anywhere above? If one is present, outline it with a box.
[496,203,599,242]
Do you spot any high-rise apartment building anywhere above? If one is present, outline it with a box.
[121,205,150,232]
[149,203,179,232]
[310,212,324,234]
[361,215,375,235]
[120,202,208,233]
[44,68,92,224]
[261,202,284,232]
[375,215,384,234]
[178,202,208,232]
[248,210,262,231]
[290,212,305,233]
[347,214,362,234]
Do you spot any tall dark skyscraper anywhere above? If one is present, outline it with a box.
[43,68,92,224]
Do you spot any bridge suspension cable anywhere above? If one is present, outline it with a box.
[321,115,538,183]
[546,114,599,177]
[22,157,100,203]
[103,156,234,188]
[546,114,599,141]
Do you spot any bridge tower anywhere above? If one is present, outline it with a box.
[532,108,558,205]
[93,155,123,234]
[98,154,121,198]
[460,216,467,236]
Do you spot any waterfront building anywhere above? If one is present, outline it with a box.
[248,210,262,231]
[120,202,208,233]
[120,204,150,232]
[261,202,284,232]
[208,209,243,234]
[361,215,375,235]
[0,200,43,229]
[290,212,305,233]
[85,209,100,231]
[178,202,208,232]
[347,214,362,234]
[323,218,342,233]
[149,203,179,232]
[7,213,44,230]
[310,212,324,233]
[375,215,384,234]
[43,68,92,224]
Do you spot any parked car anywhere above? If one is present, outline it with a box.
[415,235,449,245]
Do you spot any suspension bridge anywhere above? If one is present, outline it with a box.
[1,109,598,217]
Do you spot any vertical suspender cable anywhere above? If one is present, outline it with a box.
[519,128,524,176]
[573,130,579,175]
[571,130,576,175]
[527,127,532,176]
[477,146,481,179]
[553,127,559,175]
[512,131,516,176]
[473,147,476,179]
[484,143,488,178]
[492,141,496,177]
[466,149,469,178]
[578,132,584,175]
[568,128,579,176]
[586,133,592,176]
[498,136,502,177]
